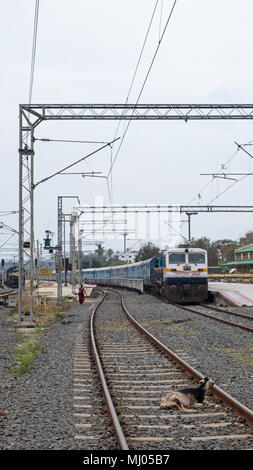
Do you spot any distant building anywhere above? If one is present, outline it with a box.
[116,251,137,264]
[40,258,55,269]
[222,243,253,273]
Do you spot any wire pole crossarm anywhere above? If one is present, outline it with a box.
[59,172,107,179]
[34,138,111,144]
[200,173,238,181]
[235,141,253,159]
[33,137,120,188]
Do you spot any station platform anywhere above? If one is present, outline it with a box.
[33,282,96,300]
[208,281,253,307]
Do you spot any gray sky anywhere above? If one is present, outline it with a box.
[1,0,253,256]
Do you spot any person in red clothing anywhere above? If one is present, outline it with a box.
[78,284,85,304]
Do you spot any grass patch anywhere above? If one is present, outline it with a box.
[9,296,75,327]
[215,344,253,367]
[11,327,43,376]
[5,294,75,377]
[7,293,75,377]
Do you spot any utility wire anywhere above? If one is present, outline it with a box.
[188,140,253,209]
[159,0,164,40]
[235,141,253,160]
[34,137,120,188]
[35,138,110,144]
[207,173,249,204]
[109,0,160,200]
[28,0,40,104]
[188,147,240,205]
[111,0,160,140]
[124,0,160,106]
[163,219,189,243]
[0,233,17,250]
[108,0,178,180]
[206,141,253,204]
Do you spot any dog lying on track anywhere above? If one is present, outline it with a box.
[160,377,214,411]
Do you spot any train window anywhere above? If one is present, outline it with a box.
[188,253,205,264]
[169,253,185,264]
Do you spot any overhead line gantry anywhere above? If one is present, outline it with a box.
[18,102,253,325]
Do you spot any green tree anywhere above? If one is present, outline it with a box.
[212,239,238,263]
[188,237,219,265]
[135,242,161,262]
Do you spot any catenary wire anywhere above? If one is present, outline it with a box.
[188,147,240,205]
[34,138,110,144]
[28,0,40,104]
[108,0,178,186]
[34,137,120,188]
[109,0,160,200]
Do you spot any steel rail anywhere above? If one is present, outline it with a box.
[90,290,129,450]
[173,303,253,334]
[200,303,253,322]
[0,290,16,298]
[109,289,253,428]
[155,294,253,332]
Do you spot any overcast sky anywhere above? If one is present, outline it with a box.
[1,0,253,256]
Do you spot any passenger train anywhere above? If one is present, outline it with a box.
[82,247,208,303]
[0,265,22,289]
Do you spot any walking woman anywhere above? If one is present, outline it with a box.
[78,284,85,304]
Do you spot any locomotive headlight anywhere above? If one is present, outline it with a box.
[183,264,191,271]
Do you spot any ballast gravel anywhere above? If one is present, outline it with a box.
[0,289,252,451]
[0,300,117,450]
[121,291,253,411]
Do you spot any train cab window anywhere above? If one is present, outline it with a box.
[169,253,185,264]
[188,253,205,264]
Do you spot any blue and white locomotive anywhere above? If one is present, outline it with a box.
[82,247,208,303]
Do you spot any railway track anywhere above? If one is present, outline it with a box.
[173,303,253,334]
[0,289,16,298]
[87,288,253,450]
[154,293,253,333]
[0,289,17,307]
[200,303,253,322]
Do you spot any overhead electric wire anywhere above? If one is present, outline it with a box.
[108,0,178,180]
[207,174,250,204]
[0,233,17,250]
[111,0,160,142]
[186,139,253,216]
[28,0,40,104]
[188,147,240,205]
[35,138,110,144]
[123,0,160,107]
[0,211,18,216]
[159,0,164,40]
[163,218,189,243]
[34,137,120,188]
[206,140,253,204]
[109,0,160,201]
[235,141,253,160]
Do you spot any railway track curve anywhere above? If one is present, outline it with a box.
[89,288,253,450]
